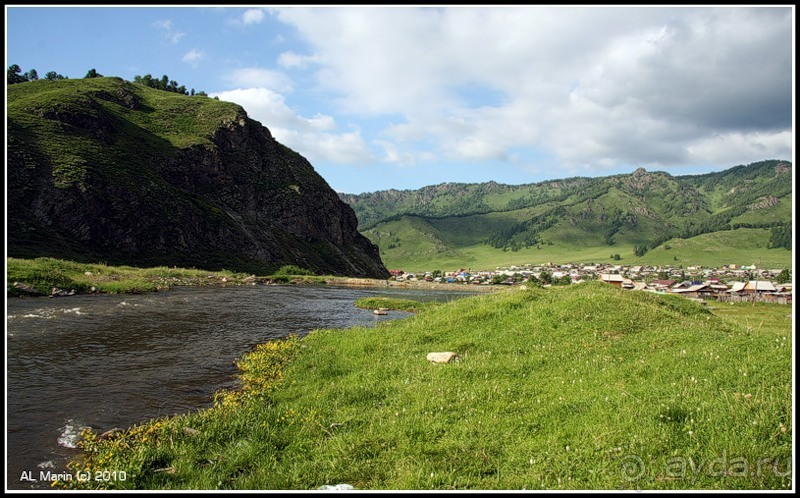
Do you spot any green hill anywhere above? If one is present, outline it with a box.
[7,77,388,278]
[61,282,792,490]
[340,162,792,271]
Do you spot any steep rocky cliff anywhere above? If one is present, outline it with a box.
[7,77,389,278]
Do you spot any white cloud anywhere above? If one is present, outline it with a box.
[152,18,185,44]
[182,49,203,64]
[242,8,265,25]
[270,6,792,174]
[211,87,375,166]
[225,68,294,93]
[277,51,322,69]
[447,137,509,162]
[297,128,374,165]
[686,131,794,166]
[211,87,301,129]
[305,113,336,131]
[374,140,416,167]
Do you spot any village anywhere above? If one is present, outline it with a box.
[387,262,793,305]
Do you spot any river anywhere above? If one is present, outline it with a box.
[5,284,474,490]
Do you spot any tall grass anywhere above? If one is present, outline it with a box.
[57,282,791,490]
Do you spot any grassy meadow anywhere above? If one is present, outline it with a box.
[57,282,792,490]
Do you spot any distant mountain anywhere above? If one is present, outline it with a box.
[339,161,792,269]
[7,77,389,278]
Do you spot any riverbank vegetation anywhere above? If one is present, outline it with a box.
[6,257,257,296]
[5,258,377,296]
[56,282,791,490]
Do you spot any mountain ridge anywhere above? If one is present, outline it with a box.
[339,160,792,269]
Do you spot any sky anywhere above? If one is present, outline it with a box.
[5,5,795,194]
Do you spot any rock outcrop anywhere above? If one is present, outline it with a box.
[7,77,389,278]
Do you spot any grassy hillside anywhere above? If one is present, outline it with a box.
[632,229,792,268]
[345,161,792,271]
[7,77,242,188]
[368,223,792,272]
[363,216,470,270]
[59,282,792,490]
